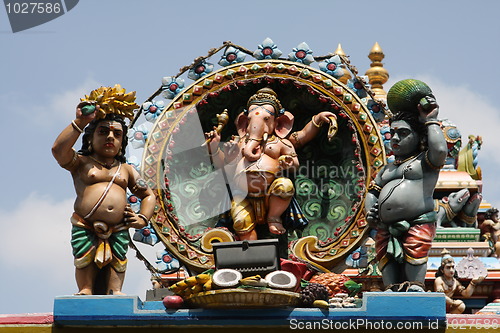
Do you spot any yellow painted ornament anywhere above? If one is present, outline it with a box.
[80,84,138,120]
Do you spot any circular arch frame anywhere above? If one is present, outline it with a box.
[141,60,385,273]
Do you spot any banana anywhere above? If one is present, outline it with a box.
[239,275,268,287]
[183,288,193,297]
[184,276,199,287]
[195,274,211,284]
[168,280,188,294]
[191,284,203,294]
[203,280,213,291]
[169,273,214,296]
[313,300,329,309]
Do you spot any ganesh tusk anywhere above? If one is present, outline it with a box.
[262,132,268,143]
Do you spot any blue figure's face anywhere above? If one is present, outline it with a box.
[390,120,419,158]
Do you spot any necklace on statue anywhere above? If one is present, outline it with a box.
[443,277,455,289]
[394,153,418,166]
[89,155,117,169]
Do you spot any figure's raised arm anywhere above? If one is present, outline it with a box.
[419,97,447,169]
[52,102,97,171]
[205,127,227,168]
[289,111,337,149]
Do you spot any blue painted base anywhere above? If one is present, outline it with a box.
[54,292,446,329]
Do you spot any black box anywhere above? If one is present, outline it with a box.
[212,239,280,277]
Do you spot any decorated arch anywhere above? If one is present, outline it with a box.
[130,41,386,274]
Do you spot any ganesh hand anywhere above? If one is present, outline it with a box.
[315,111,337,124]
[223,139,239,162]
[205,127,221,154]
[278,154,294,170]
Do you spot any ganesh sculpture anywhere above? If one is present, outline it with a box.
[206,88,336,241]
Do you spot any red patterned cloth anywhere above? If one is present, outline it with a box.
[376,214,436,269]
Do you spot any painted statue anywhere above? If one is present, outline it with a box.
[52,85,156,295]
[480,208,500,257]
[457,134,482,180]
[434,250,484,313]
[365,79,447,287]
[206,87,336,240]
[435,189,482,228]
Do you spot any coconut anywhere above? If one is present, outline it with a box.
[212,269,242,288]
[265,270,297,290]
[387,79,433,115]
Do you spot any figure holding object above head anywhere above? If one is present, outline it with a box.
[364,79,448,287]
[52,85,156,296]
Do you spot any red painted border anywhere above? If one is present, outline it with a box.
[0,313,53,325]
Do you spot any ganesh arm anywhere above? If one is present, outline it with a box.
[290,111,336,148]
[208,148,226,169]
[278,140,299,171]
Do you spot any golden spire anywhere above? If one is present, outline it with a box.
[334,43,346,56]
[365,42,389,100]
[334,43,351,84]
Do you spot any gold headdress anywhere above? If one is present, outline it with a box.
[80,84,138,120]
[246,87,283,116]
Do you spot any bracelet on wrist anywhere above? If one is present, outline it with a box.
[424,120,441,127]
[72,120,84,134]
[137,214,149,223]
[209,147,221,156]
[312,116,322,128]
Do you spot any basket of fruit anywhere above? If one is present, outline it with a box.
[185,288,301,309]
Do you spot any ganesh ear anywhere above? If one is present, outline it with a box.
[235,113,249,137]
[275,111,294,138]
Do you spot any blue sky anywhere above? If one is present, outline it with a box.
[1,0,500,314]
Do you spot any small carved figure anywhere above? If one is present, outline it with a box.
[52,86,156,295]
[206,88,336,240]
[365,80,448,286]
[480,208,500,257]
[434,250,484,314]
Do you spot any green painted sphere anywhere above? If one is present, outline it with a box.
[387,79,433,115]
